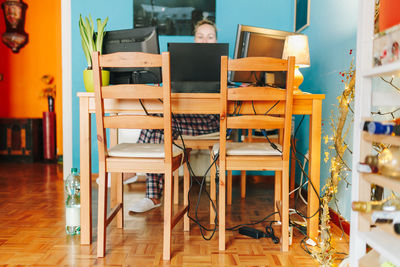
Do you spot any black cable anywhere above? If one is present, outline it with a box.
[138,99,150,115]
[265,221,280,244]
[227,212,278,231]
[171,112,219,239]
[289,114,322,219]
[251,101,257,115]
[264,101,280,115]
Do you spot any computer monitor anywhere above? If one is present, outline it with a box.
[231,24,297,87]
[168,43,229,93]
[102,26,161,84]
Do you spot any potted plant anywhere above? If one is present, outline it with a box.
[40,75,56,112]
[79,14,109,92]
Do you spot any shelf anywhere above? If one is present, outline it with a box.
[359,212,400,242]
[363,132,400,146]
[358,228,400,266]
[362,173,400,192]
[364,61,400,77]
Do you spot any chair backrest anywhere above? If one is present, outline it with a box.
[220,56,295,160]
[92,51,172,162]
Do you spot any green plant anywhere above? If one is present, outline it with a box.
[79,14,108,69]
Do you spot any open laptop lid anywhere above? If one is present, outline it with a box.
[168,43,229,82]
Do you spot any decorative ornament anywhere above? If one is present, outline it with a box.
[1,0,28,53]
[39,75,56,112]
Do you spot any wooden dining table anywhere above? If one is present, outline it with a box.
[78,91,325,245]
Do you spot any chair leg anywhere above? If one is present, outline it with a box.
[219,168,226,251]
[163,170,173,261]
[275,171,282,222]
[183,161,190,231]
[227,171,232,205]
[281,164,289,252]
[117,173,123,228]
[173,169,179,205]
[240,171,246,198]
[111,173,123,228]
[210,150,216,225]
[97,168,108,257]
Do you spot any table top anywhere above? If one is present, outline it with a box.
[78,91,325,100]
[78,91,324,115]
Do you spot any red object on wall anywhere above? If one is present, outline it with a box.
[380,0,400,32]
[43,111,56,161]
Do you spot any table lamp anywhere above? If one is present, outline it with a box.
[282,34,310,94]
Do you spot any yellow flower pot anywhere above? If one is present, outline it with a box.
[83,69,110,92]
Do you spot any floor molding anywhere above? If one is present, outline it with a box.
[293,182,350,236]
[329,208,350,236]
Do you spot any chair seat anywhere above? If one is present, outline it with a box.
[180,132,219,140]
[108,143,183,158]
[213,142,282,156]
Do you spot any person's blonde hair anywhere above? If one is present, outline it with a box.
[194,19,217,37]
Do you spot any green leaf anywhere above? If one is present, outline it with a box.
[79,14,108,68]
[96,17,108,53]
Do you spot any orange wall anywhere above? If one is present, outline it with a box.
[0,0,63,155]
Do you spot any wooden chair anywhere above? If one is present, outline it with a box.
[216,55,295,251]
[92,51,189,260]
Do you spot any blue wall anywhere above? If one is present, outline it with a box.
[71,0,294,173]
[298,0,358,221]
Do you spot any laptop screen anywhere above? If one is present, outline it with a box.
[168,43,229,93]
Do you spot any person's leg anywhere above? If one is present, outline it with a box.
[146,173,163,205]
[128,173,162,212]
[128,129,164,212]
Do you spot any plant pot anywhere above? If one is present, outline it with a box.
[83,69,110,92]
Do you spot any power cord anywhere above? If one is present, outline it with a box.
[265,221,280,244]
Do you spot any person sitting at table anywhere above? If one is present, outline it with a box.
[128,19,220,213]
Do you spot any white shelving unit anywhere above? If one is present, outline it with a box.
[350,1,400,266]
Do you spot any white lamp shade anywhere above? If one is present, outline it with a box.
[282,35,310,68]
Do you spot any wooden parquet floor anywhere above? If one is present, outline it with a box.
[0,163,348,266]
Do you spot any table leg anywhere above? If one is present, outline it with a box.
[307,99,322,241]
[80,97,92,245]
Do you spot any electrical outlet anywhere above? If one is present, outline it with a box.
[288,226,293,245]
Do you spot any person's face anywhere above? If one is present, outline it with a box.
[194,24,217,43]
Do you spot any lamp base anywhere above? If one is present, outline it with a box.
[293,66,304,94]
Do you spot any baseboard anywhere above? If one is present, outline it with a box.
[329,208,350,236]
[293,182,350,236]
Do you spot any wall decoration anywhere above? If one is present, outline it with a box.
[134,0,215,36]
[294,0,310,32]
[1,0,28,53]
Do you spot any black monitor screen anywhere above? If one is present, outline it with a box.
[232,25,296,87]
[102,26,161,84]
[167,43,229,93]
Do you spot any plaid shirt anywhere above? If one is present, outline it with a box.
[138,114,219,199]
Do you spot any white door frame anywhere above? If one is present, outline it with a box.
[61,0,72,179]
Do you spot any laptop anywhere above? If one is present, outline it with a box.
[168,43,229,93]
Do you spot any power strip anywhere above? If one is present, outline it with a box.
[238,226,280,244]
[238,227,265,239]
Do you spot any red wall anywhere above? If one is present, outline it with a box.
[0,0,62,155]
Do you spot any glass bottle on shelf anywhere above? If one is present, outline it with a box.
[352,197,400,213]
